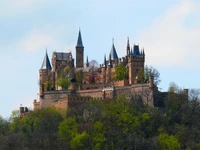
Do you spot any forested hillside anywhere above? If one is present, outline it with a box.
[0,88,200,150]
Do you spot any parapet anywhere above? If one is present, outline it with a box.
[19,106,29,118]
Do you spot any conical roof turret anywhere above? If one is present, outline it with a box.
[41,49,52,70]
[103,54,107,68]
[110,39,118,60]
[76,29,84,47]
[127,37,130,56]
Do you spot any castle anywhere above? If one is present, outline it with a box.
[20,29,183,117]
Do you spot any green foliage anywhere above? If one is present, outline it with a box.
[2,85,200,149]
[157,133,180,150]
[44,81,53,91]
[114,63,128,81]
[0,116,9,135]
[75,70,84,83]
[70,131,89,149]
[59,66,74,78]
[57,77,70,90]
[91,122,106,150]
[137,68,145,83]
[58,118,78,142]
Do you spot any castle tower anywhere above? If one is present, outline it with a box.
[39,50,52,97]
[76,29,84,68]
[128,44,145,84]
[126,37,130,56]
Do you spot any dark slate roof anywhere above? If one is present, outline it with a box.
[110,40,118,61]
[127,37,130,47]
[86,56,89,63]
[133,44,141,56]
[41,51,52,70]
[76,30,83,47]
[104,54,107,67]
[53,52,72,61]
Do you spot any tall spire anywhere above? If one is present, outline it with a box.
[110,38,118,60]
[86,55,89,67]
[127,37,130,56]
[143,48,145,56]
[131,48,133,55]
[104,54,107,68]
[108,53,112,67]
[76,29,83,47]
[86,56,89,63]
[127,37,130,46]
[41,49,52,70]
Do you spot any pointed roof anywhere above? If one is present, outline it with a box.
[53,52,72,61]
[110,39,118,60]
[41,50,52,70]
[133,44,140,56]
[127,37,130,47]
[76,29,84,47]
[103,54,107,68]
[86,56,89,63]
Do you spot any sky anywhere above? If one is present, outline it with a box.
[0,0,200,118]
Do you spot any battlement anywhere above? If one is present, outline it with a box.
[128,55,145,62]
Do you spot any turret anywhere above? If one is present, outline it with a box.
[126,37,130,56]
[110,39,118,61]
[86,56,89,67]
[76,29,84,68]
[128,44,145,85]
[102,54,107,83]
[106,54,112,83]
[39,49,52,97]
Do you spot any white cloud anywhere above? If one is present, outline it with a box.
[135,0,200,68]
[17,28,56,52]
[16,24,76,53]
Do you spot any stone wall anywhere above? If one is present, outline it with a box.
[114,80,129,86]
[35,82,157,111]
[33,99,40,110]
[41,91,71,108]
[77,89,104,100]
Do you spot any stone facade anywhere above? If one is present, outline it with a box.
[30,29,164,113]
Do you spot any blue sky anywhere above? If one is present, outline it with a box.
[0,0,200,118]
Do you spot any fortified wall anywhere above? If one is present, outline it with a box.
[31,78,155,113]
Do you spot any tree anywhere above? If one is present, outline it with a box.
[70,131,89,150]
[157,133,180,150]
[138,65,161,85]
[168,82,180,93]
[89,60,99,72]
[44,81,53,91]
[75,70,84,83]
[91,122,106,150]
[114,63,128,81]
[57,77,70,90]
